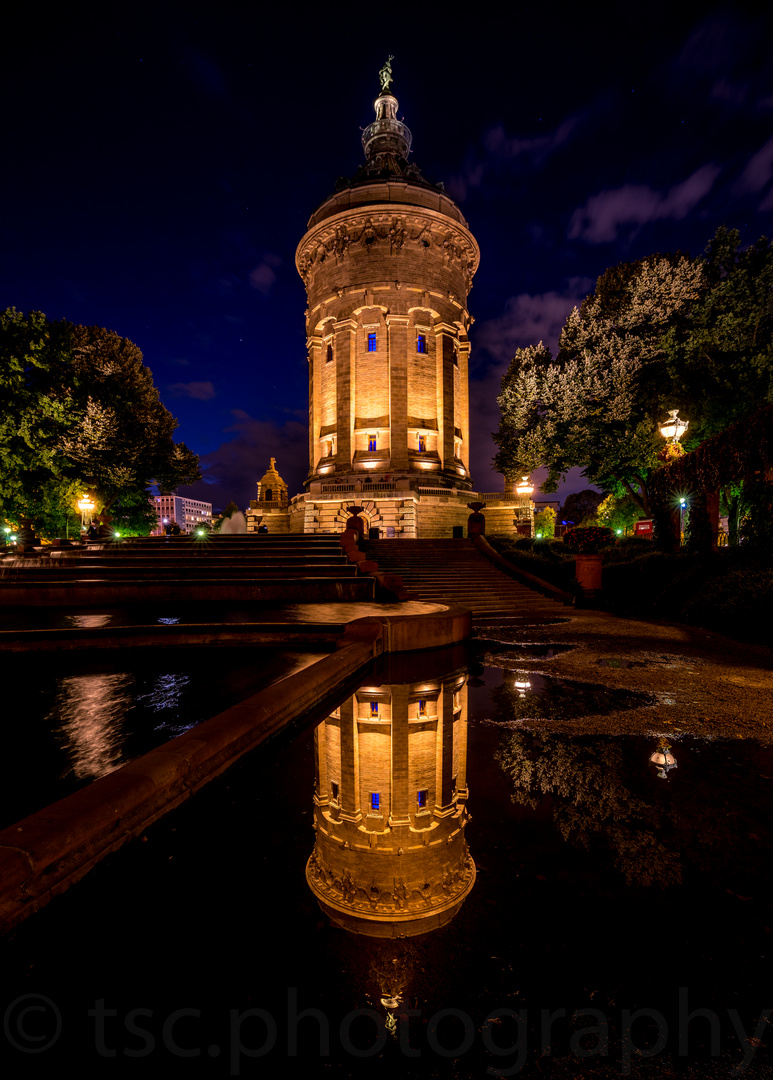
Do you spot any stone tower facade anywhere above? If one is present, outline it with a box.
[306,663,474,937]
[277,64,533,538]
[296,84,479,493]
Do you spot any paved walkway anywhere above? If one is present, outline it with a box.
[366,538,773,743]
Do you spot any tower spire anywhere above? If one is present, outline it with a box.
[361,57,412,162]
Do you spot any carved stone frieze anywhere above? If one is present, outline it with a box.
[297,211,479,292]
[306,849,475,915]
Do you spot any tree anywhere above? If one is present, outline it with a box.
[592,492,642,534]
[560,489,604,526]
[494,229,773,519]
[0,310,201,535]
[212,501,240,531]
[533,505,555,537]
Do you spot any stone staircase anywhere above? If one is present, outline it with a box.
[0,533,374,607]
[361,539,568,626]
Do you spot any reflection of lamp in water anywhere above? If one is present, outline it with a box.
[514,673,531,696]
[649,738,677,779]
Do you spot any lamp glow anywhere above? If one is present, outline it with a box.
[515,475,534,497]
[659,409,688,443]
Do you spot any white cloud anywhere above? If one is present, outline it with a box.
[167,381,216,401]
[569,165,721,244]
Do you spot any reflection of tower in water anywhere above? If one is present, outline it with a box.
[306,665,475,937]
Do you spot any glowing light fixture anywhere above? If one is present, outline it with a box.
[659,409,688,444]
[77,494,96,533]
[514,673,531,695]
[515,475,534,498]
[649,738,677,779]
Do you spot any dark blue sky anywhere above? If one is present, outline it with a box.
[3,4,772,510]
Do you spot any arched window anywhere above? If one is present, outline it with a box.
[264,488,273,502]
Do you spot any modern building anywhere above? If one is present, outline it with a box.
[152,494,213,535]
[257,63,533,537]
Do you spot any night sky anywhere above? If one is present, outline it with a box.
[3,4,772,512]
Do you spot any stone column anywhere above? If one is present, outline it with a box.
[335,319,357,474]
[455,681,469,800]
[387,314,410,472]
[435,324,457,474]
[339,696,360,823]
[314,722,328,804]
[457,336,471,476]
[436,684,455,812]
[308,337,322,477]
[389,684,411,826]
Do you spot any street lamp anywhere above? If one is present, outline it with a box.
[515,475,534,498]
[659,410,688,444]
[515,475,535,538]
[77,494,96,533]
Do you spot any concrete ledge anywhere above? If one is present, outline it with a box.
[0,576,375,607]
[0,604,471,933]
[472,534,575,605]
[0,623,345,652]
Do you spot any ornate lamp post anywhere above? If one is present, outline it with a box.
[77,494,96,534]
[658,411,690,546]
[515,475,534,536]
[659,409,688,445]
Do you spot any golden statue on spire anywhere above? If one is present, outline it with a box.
[378,55,394,94]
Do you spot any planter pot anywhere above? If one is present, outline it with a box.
[575,554,603,594]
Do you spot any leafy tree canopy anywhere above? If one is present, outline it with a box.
[494,228,773,515]
[560,489,604,525]
[1,309,201,534]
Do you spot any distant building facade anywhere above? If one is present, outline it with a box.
[246,458,290,534]
[152,494,213,535]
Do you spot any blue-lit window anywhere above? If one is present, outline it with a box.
[418,435,426,453]
[368,332,376,352]
[370,701,379,717]
[417,789,428,808]
[368,435,377,452]
[417,699,426,716]
[417,334,427,354]
[371,792,380,811]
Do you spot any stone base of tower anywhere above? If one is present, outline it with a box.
[284,483,533,539]
[245,505,291,534]
[307,856,476,938]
